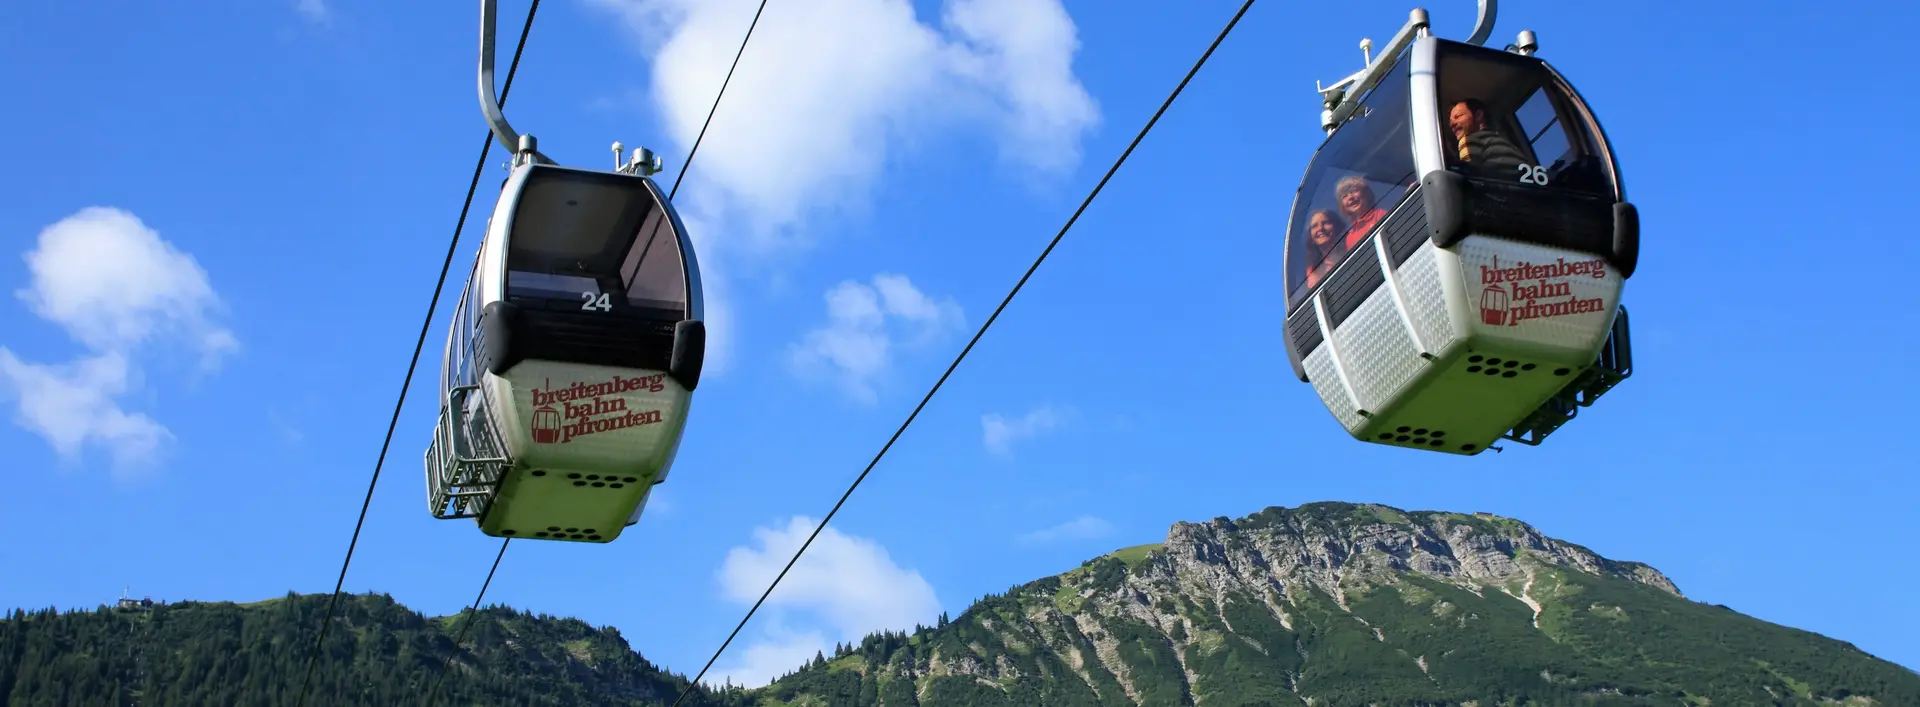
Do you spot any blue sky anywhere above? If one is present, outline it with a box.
[3,0,1917,688]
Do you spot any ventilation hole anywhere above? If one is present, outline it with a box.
[502,529,517,536]
[572,481,586,487]
[1484,368,1500,376]
[1467,365,1483,373]
[567,473,582,479]
[1377,433,1393,440]
[1469,355,1484,363]
[591,482,605,488]
[1501,371,1517,378]
[1431,430,1446,437]
[1503,360,1519,368]
[1395,435,1411,442]
[609,483,624,489]
[587,474,601,481]
[1553,367,1571,376]
[1486,357,1502,365]
[1413,428,1428,435]
[1461,444,1478,451]
[584,529,598,534]
[547,526,561,531]
[1521,363,1537,371]
[588,535,602,541]
[535,532,549,538]
[1412,437,1428,445]
[1396,426,1411,433]
[1429,439,1444,447]
[623,477,638,483]
[565,528,578,533]
[531,470,547,477]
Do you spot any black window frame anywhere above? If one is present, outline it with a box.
[1284,48,1421,313]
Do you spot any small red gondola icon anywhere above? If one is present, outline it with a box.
[1479,285,1510,326]
[531,405,561,444]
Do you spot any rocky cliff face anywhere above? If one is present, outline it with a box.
[760,502,1920,707]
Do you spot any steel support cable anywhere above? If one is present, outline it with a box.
[288,2,544,705]
[666,1,1257,704]
[668,0,771,201]
[418,1,771,704]
[422,538,511,702]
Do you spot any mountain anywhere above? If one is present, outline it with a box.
[756,502,1920,706]
[0,591,740,707]
[3,502,1915,706]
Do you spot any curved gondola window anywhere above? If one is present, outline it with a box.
[1286,51,1418,303]
[1436,43,1616,199]
[504,168,688,319]
[619,206,688,318]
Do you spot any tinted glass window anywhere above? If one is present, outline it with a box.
[620,207,687,313]
[1435,42,1615,199]
[503,167,688,317]
[1286,52,1418,303]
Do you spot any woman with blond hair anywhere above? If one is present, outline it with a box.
[1335,175,1387,249]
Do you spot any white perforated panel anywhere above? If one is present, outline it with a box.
[1303,346,1363,432]
[1336,286,1426,414]
[1451,236,1621,354]
[1399,241,1459,355]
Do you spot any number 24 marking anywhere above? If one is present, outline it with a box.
[581,292,612,312]
[1516,163,1550,185]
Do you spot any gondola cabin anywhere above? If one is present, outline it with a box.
[425,160,706,541]
[1282,29,1636,455]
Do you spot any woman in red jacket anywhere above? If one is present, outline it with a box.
[1335,175,1386,249]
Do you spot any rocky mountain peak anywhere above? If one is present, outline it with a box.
[749,500,1917,706]
[1147,501,1681,602]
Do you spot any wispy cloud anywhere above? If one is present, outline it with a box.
[295,0,331,26]
[711,516,941,687]
[1017,515,1114,546]
[982,404,1066,456]
[788,273,963,404]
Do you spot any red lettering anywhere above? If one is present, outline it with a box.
[527,374,674,444]
[1476,255,1613,327]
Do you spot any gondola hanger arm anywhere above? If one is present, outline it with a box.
[479,0,554,165]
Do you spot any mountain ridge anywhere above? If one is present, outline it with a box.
[3,501,1916,706]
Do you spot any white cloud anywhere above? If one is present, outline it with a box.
[295,0,330,26]
[1017,515,1114,546]
[788,273,962,403]
[982,404,1065,456]
[0,351,170,472]
[588,0,1100,249]
[587,0,1094,380]
[712,516,941,688]
[0,207,235,474]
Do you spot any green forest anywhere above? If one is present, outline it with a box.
[5,502,1918,706]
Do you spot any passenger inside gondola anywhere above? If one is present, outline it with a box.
[1303,208,1348,288]
[1334,175,1387,249]
[1447,98,1527,176]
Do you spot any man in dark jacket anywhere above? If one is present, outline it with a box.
[1447,99,1529,178]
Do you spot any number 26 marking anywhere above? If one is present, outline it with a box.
[1516,164,1550,185]
[581,292,612,312]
